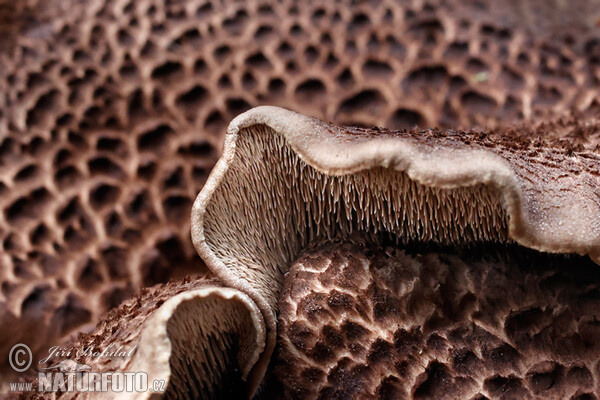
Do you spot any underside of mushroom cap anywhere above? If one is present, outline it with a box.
[22,279,264,400]
[191,106,600,393]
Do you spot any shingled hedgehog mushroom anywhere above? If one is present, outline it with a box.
[20,106,600,399]
[190,106,600,398]
[21,278,264,400]
[5,0,600,392]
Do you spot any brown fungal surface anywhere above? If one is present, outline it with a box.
[13,106,600,399]
[276,241,600,399]
[191,106,600,397]
[20,277,264,400]
[2,0,600,376]
[1,0,600,398]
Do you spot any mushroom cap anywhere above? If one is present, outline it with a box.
[276,240,600,399]
[192,106,600,393]
[21,278,264,400]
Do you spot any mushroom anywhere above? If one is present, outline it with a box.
[276,240,600,398]
[191,106,600,395]
[4,0,600,390]
[23,278,264,400]
[20,106,600,399]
